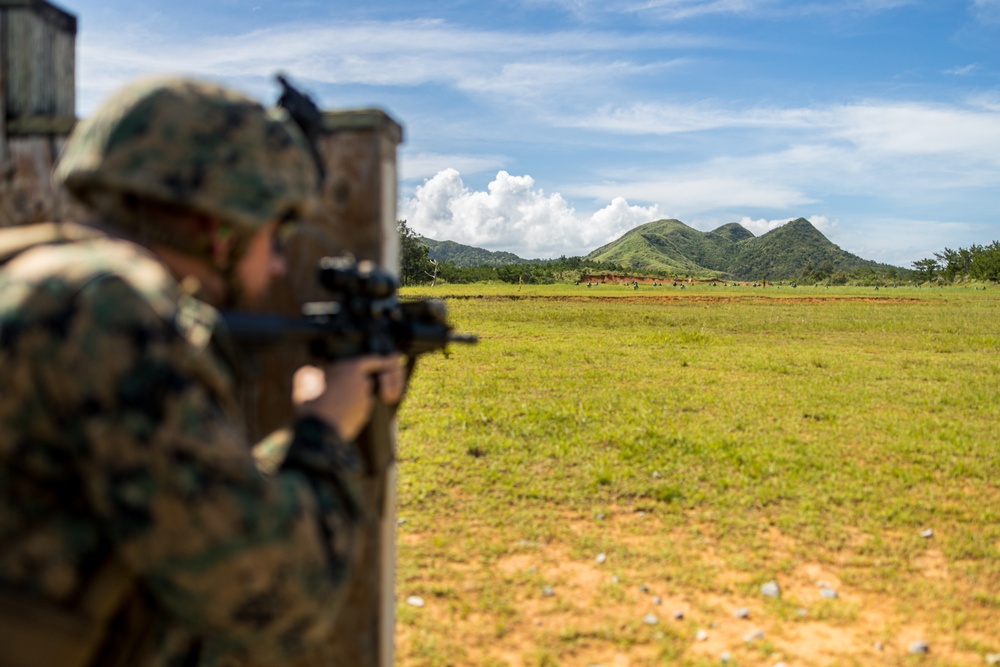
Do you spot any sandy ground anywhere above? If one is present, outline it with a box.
[395,509,997,666]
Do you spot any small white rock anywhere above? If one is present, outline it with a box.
[696,629,708,642]
[596,553,607,564]
[612,576,619,583]
[985,653,1000,665]
[542,586,555,597]
[761,580,781,598]
[734,607,750,619]
[653,596,662,605]
[720,651,732,663]
[820,587,839,599]
[910,641,930,655]
[744,629,765,643]
[673,610,684,620]
[874,642,885,652]
[406,596,425,608]
[643,614,659,625]
[921,528,934,539]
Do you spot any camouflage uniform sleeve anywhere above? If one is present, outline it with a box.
[21,265,364,660]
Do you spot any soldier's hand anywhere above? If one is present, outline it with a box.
[292,355,406,441]
[375,353,407,406]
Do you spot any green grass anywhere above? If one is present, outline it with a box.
[394,283,1000,666]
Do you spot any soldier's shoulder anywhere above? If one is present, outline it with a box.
[0,224,184,325]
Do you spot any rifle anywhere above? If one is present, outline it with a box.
[219,255,477,362]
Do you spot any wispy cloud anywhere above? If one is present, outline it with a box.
[945,64,979,75]
[571,172,813,211]
[76,19,712,113]
[400,152,508,182]
[832,216,996,266]
[525,0,919,21]
[971,0,1000,24]
[571,101,1000,164]
[460,58,690,103]
[627,0,773,21]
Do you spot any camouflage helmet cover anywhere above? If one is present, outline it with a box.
[56,76,318,236]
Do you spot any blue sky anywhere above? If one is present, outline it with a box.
[65,0,1000,266]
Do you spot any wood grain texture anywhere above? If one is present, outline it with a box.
[238,108,403,667]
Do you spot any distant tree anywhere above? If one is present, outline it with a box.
[969,240,1000,282]
[911,257,940,284]
[397,219,435,285]
[934,247,973,282]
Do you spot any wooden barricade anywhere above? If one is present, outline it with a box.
[0,0,80,227]
[246,108,404,667]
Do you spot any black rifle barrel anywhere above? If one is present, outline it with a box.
[218,308,477,360]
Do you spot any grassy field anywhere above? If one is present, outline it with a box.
[393,282,1000,667]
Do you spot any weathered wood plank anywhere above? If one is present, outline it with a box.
[238,108,403,667]
[5,115,74,134]
[310,107,402,667]
[1,0,78,226]
[1,136,54,226]
[1,10,7,161]
[52,17,73,115]
[1,0,76,118]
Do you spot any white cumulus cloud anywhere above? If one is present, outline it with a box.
[400,169,662,258]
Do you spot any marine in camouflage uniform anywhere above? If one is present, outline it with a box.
[0,77,397,667]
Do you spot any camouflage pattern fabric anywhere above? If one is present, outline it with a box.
[0,223,364,666]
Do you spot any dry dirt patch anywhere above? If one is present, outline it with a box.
[395,509,994,666]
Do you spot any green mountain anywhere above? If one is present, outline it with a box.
[586,217,892,280]
[729,217,876,280]
[587,218,727,277]
[416,217,897,280]
[420,237,527,267]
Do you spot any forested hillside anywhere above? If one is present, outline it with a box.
[586,217,896,280]
[398,219,915,285]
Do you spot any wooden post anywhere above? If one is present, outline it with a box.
[315,110,402,667]
[0,0,79,227]
[246,108,404,667]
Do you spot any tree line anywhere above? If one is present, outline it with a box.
[398,220,627,286]
[912,241,1000,284]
